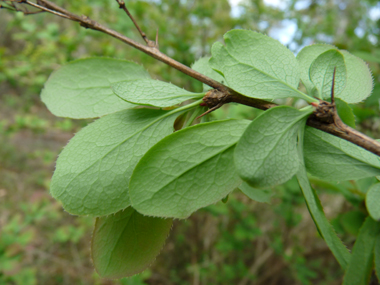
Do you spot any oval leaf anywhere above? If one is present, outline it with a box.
[51,108,182,217]
[92,207,172,279]
[338,50,373,103]
[304,127,380,181]
[129,119,250,219]
[112,79,204,107]
[296,44,337,94]
[41,57,150,119]
[335,98,356,128]
[309,49,346,100]
[366,183,380,221]
[209,30,312,102]
[235,106,312,188]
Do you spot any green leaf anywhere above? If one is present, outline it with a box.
[191,56,226,91]
[309,49,346,100]
[343,217,380,285]
[296,44,337,94]
[112,79,204,108]
[129,119,250,219]
[50,108,186,217]
[41,57,150,119]
[92,207,172,279]
[296,128,350,269]
[234,106,312,188]
[335,98,356,128]
[239,182,272,203]
[366,183,380,221]
[339,211,366,236]
[209,30,313,102]
[304,127,380,181]
[375,238,380,281]
[337,50,373,103]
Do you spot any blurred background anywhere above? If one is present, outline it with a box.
[1,0,380,284]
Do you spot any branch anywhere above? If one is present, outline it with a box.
[5,0,380,157]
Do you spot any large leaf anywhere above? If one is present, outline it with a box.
[191,56,226,91]
[309,49,347,100]
[366,183,380,221]
[112,79,204,107]
[343,217,380,285]
[235,106,312,188]
[41,58,150,119]
[297,128,350,269]
[209,30,313,102]
[92,207,172,279]
[129,119,250,219]
[296,44,337,94]
[304,127,380,181]
[50,107,188,217]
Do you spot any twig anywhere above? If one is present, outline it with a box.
[115,0,157,47]
[5,0,380,157]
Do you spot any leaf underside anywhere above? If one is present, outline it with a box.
[41,57,150,119]
[129,119,250,219]
[50,108,181,217]
[92,207,172,279]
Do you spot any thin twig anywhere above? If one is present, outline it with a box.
[115,0,157,47]
[5,0,380,157]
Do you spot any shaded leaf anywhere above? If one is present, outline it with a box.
[366,183,380,221]
[375,238,380,281]
[296,44,337,94]
[192,56,226,91]
[304,127,380,181]
[112,79,204,108]
[297,127,350,269]
[51,108,186,216]
[343,217,380,285]
[130,119,250,219]
[41,58,150,119]
[92,207,172,279]
[309,49,346,100]
[235,106,312,188]
[335,98,356,128]
[209,30,313,102]
[239,182,272,203]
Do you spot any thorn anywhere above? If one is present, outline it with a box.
[196,102,223,120]
[155,28,159,48]
[199,102,207,106]
[331,66,336,104]
[311,102,319,107]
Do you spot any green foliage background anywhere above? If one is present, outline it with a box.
[1,0,380,284]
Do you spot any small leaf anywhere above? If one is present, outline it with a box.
[51,108,184,217]
[191,56,226,91]
[92,207,172,279]
[337,50,373,103]
[335,98,356,128]
[309,49,346,100]
[129,119,250,219]
[235,106,312,188]
[343,217,380,285]
[366,183,380,221]
[304,127,380,181]
[239,182,272,203]
[339,211,366,236]
[209,30,313,102]
[296,44,337,94]
[41,58,150,119]
[112,79,204,108]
